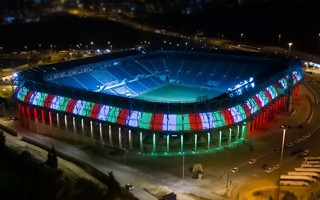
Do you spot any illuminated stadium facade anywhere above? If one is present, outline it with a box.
[14,48,304,156]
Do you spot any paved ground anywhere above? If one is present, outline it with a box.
[1,70,320,200]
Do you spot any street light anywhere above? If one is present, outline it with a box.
[278,34,281,45]
[288,42,293,53]
[276,124,289,200]
[90,41,94,50]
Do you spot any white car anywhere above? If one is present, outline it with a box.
[293,139,301,144]
[248,159,257,164]
[303,150,309,156]
[265,167,275,173]
[231,167,240,173]
[273,165,280,170]
[286,142,294,147]
[125,183,134,191]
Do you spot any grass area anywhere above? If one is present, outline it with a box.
[136,83,223,103]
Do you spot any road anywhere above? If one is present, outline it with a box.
[1,77,319,200]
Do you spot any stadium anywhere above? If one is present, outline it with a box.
[14,47,304,156]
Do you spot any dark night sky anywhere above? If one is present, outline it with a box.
[0,0,320,53]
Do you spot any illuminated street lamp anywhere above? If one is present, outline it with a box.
[240,33,244,40]
[90,41,94,50]
[278,34,281,45]
[276,124,289,200]
[288,42,293,53]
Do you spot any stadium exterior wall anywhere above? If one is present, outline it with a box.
[13,50,305,155]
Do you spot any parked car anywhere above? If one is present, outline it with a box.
[265,167,275,173]
[273,165,280,170]
[231,167,239,173]
[125,183,134,191]
[286,142,294,147]
[293,139,301,144]
[248,159,257,164]
[302,135,309,139]
[8,116,18,120]
[305,133,311,138]
[302,150,310,156]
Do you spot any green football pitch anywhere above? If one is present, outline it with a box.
[135,84,224,103]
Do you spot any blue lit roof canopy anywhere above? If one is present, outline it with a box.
[16,48,304,113]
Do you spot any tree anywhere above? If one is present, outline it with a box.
[46,144,58,169]
[282,191,297,200]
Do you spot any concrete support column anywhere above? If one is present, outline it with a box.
[194,134,198,152]
[81,119,85,136]
[152,133,156,153]
[73,117,76,133]
[207,132,210,150]
[90,121,94,139]
[286,91,293,113]
[56,113,60,129]
[27,107,31,129]
[34,108,38,123]
[140,132,143,152]
[282,96,286,108]
[218,130,222,147]
[118,127,122,149]
[228,128,232,145]
[64,115,68,132]
[41,109,45,123]
[128,130,132,150]
[166,134,170,152]
[34,108,39,132]
[236,125,239,141]
[109,125,113,145]
[99,123,103,144]
[242,122,249,139]
[21,105,25,127]
[48,111,52,127]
